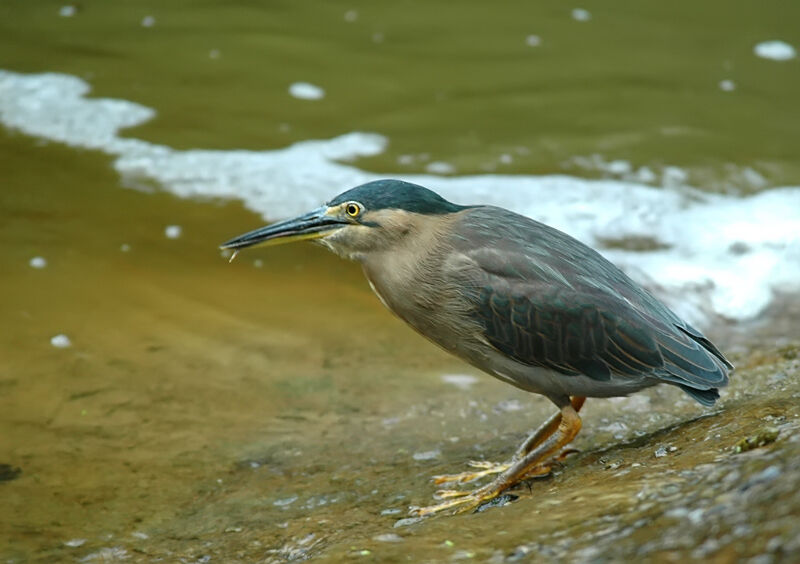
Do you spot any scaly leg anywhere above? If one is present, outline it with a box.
[432,397,585,486]
[411,399,584,516]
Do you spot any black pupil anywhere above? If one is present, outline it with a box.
[348,205,357,215]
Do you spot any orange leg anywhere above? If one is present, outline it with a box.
[433,396,585,486]
[412,397,585,516]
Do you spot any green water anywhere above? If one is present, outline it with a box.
[2,0,799,185]
[2,1,799,562]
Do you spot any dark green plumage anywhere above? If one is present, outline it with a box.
[453,206,732,406]
[329,179,466,215]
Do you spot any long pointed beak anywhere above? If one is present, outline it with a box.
[220,206,343,251]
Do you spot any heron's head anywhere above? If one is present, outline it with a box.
[220,179,465,261]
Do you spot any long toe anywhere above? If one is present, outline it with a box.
[467,460,503,469]
[410,483,506,517]
[417,402,584,518]
[432,461,510,485]
[433,489,472,499]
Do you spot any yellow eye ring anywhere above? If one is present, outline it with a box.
[345,203,361,217]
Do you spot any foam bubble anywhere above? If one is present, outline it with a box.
[441,374,479,390]
[288,82,325,100]
[1,69,799,325]
[754,41,796,61]
[572,8,591,21]
[425,161,455,174]
[64,539,86,548]
[412,449,441,461]
[525,35,542,47]
[51,334,72,348]
[164,225,182,239]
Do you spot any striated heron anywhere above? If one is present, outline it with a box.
[221,179,732,516]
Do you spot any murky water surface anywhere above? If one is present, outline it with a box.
[2,2,799,562]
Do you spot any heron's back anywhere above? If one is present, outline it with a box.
[445,206,732,405]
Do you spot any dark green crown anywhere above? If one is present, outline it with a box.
[328,180,464,215]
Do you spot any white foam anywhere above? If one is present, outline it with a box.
[2,69,799,325]
[51,334,72,348]
[572,8,592,21]
[0,71,155,152]
[288,82,325,100]
[525,35,542,47]
[64,538,86,548]
[441,374,479,390]
[412,449,441,461]
[164,225,182,239]
[426,161,455,174]
[754,40,797,61]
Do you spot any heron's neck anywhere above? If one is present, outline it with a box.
[360,214,458,315]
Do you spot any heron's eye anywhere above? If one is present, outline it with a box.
[345,203,361,218]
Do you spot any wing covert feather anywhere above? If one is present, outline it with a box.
[448,208,731,397]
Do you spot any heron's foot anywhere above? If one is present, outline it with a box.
[433,455,560,486]
[412,462,552,517]
[412,400,585,519]
[432,460,510,485]
[410,481,508,517]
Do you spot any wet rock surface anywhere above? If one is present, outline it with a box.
[294,345,800,563]
[8,340,795,563]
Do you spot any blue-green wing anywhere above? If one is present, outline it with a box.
[453,207,732,404]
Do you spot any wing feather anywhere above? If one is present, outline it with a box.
[450,208,732,402]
